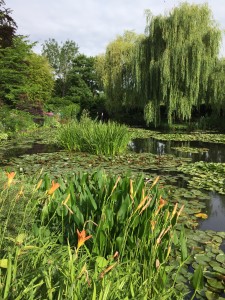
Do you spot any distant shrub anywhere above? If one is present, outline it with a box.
[0,107,36,133]
[44,97,80,121]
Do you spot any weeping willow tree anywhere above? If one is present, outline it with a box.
[96,3,222,126]
[140,2,222,126]
[95,31,143,116]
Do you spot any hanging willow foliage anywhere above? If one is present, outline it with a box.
[95,31,143,115]
[142,2,222,125]
[96,3,223,126]
[207,58,225,112]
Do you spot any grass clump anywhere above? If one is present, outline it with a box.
[57,115,132,155]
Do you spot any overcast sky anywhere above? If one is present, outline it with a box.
[6,0,225,57]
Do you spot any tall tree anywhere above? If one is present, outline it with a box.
[0,0,17,48]
[96,31,142,116]
[41,39,79,96]
[97,3,222,126]
[65,54,104,113]
[141,3,222,126]
[0,36,54,107]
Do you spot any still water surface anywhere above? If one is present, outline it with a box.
[131,137,225,231]
[2,137,225,231]
[131,138,225,163]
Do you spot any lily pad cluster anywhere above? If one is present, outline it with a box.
[178,162,225,194]
[173,228,225,299]
[1,126,225,298]
[172,146,209,154]
[153,133,225,144]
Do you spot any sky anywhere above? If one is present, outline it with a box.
[5,0,225,57]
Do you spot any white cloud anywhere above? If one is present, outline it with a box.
[5,0,225,56]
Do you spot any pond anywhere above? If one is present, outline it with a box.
[1,135,225,232]
[130,137,225,231]
[2,132,225,299]
[131,137,225,163]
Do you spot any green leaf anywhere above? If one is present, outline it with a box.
[117,195,130,222]
[96,256,108,268]
[0,259,8,268]
[216,254,225,263]
[92,282,97,300]
[85,184,97,210]
[15,233,26,245]
[205,290,220,300]
[180,229,188,262]
[191,265,204,291]
[207,278,224,290]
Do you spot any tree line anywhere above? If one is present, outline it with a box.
[0,1,225,127]
[95,3,225,127]
[0,0,103,118]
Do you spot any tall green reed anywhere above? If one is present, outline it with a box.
[37,170,186,298]
[0,169,187,299]
[57,115,132,155]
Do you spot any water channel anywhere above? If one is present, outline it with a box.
[130,137,225,232]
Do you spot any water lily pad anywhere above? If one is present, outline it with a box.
[207,278,225,290]
[216,254,225,263]
[194,254,211,264]
[203,271,216,280]
[212,236,223,244]
[209,261,221,269]
[212,266,225,275]
[205,290,221,300]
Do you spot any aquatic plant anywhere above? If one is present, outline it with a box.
[57,116,132,155]
[0,170,187,299]
[178,161,225,194]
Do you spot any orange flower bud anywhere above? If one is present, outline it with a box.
[48,180,60,195]
[6,172,16,187]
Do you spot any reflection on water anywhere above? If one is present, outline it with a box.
[2,143,61,159]
[131,137,225,231]
[131,138,225,163]
[198,192,225,231]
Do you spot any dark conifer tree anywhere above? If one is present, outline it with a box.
[0,0,17,48]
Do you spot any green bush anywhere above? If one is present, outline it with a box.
[60,103,80,120]
[0,121,8,140]
[43,114,61,128]
[0,107,36,133]
[57,116,132,155]
[44,97,80,121]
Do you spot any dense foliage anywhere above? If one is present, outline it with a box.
[57,115,132,155]
[0,37,54,107]
[2,1,225,129]
[96,3,224,127]
[0,169,187,299]
[0,0,17,48]
[42,38,79,97]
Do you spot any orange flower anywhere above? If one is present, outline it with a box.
[159,197,167,209]
[6,172,16,187]
[48,180,60,195]
[77,229,92,250]
[155,197,167,216]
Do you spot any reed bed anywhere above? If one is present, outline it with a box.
[57,116,132,155]
[0,170,195,299]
